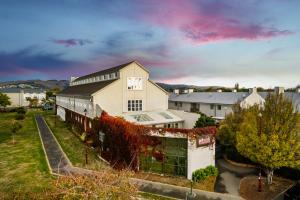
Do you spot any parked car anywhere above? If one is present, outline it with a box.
[284,181,300,200]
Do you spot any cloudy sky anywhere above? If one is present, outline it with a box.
[0,0,299,88]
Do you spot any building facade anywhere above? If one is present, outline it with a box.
[0,88,46,107]
[169,87,300,118]
[56,61,215,179]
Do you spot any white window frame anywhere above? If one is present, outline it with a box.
[128,99,142,111]
[127,77,143,90]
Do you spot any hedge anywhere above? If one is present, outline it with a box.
[192,165,218,182]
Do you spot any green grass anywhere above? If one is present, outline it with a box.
[43,111,107,170]
[0,110,53,196]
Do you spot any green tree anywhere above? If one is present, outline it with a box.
[194,113,215,128]
[10,121,23,144]
[236,94,300,184]
[217,103,244,146]
[26,97,39,107]
[0,92,11,110]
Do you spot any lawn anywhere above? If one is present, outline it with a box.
[43,111,108,171]
[0,110,53,197]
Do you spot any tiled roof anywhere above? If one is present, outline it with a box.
[58,79,116,97]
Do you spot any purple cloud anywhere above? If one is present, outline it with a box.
[50,38,93,47]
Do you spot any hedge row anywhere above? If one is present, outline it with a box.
[192,165,218,182]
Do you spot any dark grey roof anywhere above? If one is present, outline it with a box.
[0,88,45,93]
[58,79,116,97]
[74,61,135,82]
[169,92,250,104]
[169,91,300,110]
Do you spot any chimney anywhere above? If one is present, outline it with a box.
[217,89,222,93]
[275,87,284,94]
[188,88,194,94]
[249,87,257,93]
[174,89,180,95]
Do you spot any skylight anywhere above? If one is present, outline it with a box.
[132,114,154,122]
[159,112,173,119]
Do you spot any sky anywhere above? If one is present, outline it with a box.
[0,0,299,88]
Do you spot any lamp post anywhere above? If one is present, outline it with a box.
[84,108,88,165]
[186,180,196,199]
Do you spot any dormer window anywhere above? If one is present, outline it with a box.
[127,77,143,90]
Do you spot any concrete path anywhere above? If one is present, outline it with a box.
[35,115,243,200]
[215,158,257,196]
[35,115,72,175]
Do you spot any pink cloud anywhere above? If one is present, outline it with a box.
[50,38,92,47]
[137,0,292,43]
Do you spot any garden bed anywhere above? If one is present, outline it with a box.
[135,172,216,191]
[239,176,294,200]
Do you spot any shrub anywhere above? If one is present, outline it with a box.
[16,107,26,114]
[15,113,25,120]
[192,165,218,182]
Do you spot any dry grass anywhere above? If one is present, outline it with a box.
[239,176,294,200]
[135,172,216,192]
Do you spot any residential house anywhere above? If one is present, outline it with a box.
[169,87,300,119]
[0,88,46,107]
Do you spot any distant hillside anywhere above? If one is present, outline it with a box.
[156,82,229,92]
[0,80,69,90]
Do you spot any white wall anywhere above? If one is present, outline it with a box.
[57,106,66,121]
[168,109,199,129]
[240,91,265,108]
[187,140,215,180]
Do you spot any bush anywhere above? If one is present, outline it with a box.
[16,107,27,114]
[192,165,218,182]
[15,113,25,120]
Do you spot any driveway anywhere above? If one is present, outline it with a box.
[215,158,257,196]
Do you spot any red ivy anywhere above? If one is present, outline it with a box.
[98,111,216,170]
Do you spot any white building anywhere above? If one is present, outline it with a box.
[0,88,46,107]
[169,87,300,119]
[56,61,215,179]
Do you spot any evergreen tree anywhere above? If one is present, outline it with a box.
[194,113,215,128]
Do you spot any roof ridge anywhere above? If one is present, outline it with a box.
[74,61,135,82]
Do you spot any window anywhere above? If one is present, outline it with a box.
[128,100,142,111]
[127,77,143,90]
[217,105,222,110]
[104,74,109,80]
[210,104,214,110]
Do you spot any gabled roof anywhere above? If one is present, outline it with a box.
[0,88,45,94]
[169,92,250,104]
[74,61,135,82]
[58,80,116,97]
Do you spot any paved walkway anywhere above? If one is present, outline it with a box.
[35,115,72,175]
[35,115,243,200]
[215,158,257,196]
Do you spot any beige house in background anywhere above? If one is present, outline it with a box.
[0,88,46,107]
